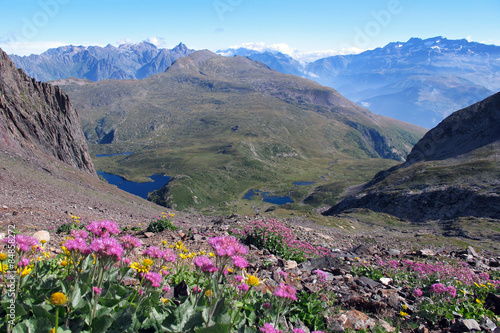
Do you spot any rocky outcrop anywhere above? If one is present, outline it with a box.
[0,47,96,175]
[404,91,500,164]
[324,92,500,222]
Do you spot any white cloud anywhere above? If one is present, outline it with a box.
[145,36,165,47]
[0,40,68,56]
[224,42,365,63]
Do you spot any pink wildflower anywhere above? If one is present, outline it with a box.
[260,323,282,333]
[161,248,176,263]
[93,287,102,295]
[238,283,250,292]
[234,275,245,283]
[293,329,306,333]
[279,271,288,278]
[138,289,144,295]
[120,235,142,249]
[430,283,447,295]
[70,229,89,239]
[6,235,39,253]
[86,220,120,237]
[64,237,91,255]
[193,256,218,273]
[232,255,249,269]
[143,272,162,288]
[89,237,123,261]
[263,302,272,309]
[207,236,248,257]
[143,246,163,259]
[314,269,327,282]
[446,285,457,298]
[273,282,297,301]
[17,258,30,267]
[413,288,423,298]
[162,285,171,292]
[193,286,202,293]
[122,258,131,265]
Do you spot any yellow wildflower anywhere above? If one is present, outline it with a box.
[18,266,32,277]
[245,274,260,287]
[476,299,482,304]
[205,290,213,298]
[160,297,169,304]
[480,283,487,288]
[199,251,205,255]
[50,292,67,306]
[400,311,409,317]
[0,263,7,273]
[41,240,47,244]
[50,329,56,333]
[0,253,7,261]
[179,253,187,260]
[474,282,480,288]
[209,252,215,258]
[402,304,408,310]
[142,258,154,267]
[61,260,68,267]
[130,262,149,273]
[162,240,167,246]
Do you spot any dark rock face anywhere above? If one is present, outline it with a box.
[405,91,500,164]
[324,92,500,222]
[0,48,96,175]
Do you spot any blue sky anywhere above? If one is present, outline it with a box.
[1,0,499,61]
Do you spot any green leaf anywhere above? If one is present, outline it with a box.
[195,323,232,333]
[12,317,52,333]
[92,314,114,333]
[32,304,55,322]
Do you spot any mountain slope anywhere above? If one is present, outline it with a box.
[0,47,165,227]
[10,42,194,82]
[323,92,500,222]
[0,48,95,175]
[56,50,426,213]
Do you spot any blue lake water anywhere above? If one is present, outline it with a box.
[293,181,316,186]
[96,151,133,157]
[97,171,171,199]
[242,189,294,205]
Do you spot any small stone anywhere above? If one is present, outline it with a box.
[285,260,298,270]
[416,324,429,333]
[480,318,497,331]
[377,319,395,332]
[418,249,436,257]
[387,249,401,257]
[33,230,50,243]
[143,232,155,238]
[0,233,5,241]
[451,318,481,332]
[466,246,478,257]
[379,277,393,285]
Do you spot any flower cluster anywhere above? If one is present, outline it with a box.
[86,220,121,237]
[273,282,297,301]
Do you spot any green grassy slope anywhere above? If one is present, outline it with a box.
[56,51,426,214]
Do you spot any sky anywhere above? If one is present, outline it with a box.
[1,0,500,62]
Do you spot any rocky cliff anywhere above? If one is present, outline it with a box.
[323,92,500,222]
[0,48,96,175]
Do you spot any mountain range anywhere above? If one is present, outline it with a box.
[54,50,425,214]
[10,42,194,81]
[221,37,500,128]
[10,37,500,129]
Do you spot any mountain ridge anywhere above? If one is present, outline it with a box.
[10,42,194,82]
[323,91,500,222]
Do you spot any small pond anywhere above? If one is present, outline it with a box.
[293,181,316,186]
[242,189,294,205]
[97,171,171,199]
[95,151,133,158]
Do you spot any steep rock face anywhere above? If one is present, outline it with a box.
[404,92,500,164]
[324,92,500,222]
[0,48,96,175]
